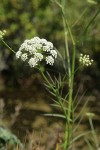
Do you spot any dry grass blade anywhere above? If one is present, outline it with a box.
[84,138,94,150]
[70,131,91,144]
[73,114,84,132]
[73,90,87,111]
[74,97,90,122]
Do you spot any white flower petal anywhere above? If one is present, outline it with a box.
[16,51,22,59]
[47,42,53,49]
[21,53,28,61]
[41,38,47,45]
[43,46,50,52]
[50,50,57,58]
[34,53,43,61]
[46,56,54,65]
[28,58,38,67]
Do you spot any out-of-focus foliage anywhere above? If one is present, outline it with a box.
[0,126,23,149]
[0,0,63,47]
[0,0,100,87]
[0,0,99,50]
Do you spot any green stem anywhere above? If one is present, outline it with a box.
[62,8,71,150]
[62,9,75,46]
[46,1,76,149]
[64,44,76,150]
[83,9,100,35]
[63,21,71,88]
[61,3,76,149]
[1,39,16,53]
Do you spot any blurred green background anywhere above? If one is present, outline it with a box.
[0,0,100,149]
[0,0,100,88]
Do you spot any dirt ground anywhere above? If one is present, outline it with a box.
[0,74,100,149]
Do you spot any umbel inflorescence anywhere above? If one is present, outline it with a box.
[79,53,93,66]
[0,30,6,39]
[16,37,57,67]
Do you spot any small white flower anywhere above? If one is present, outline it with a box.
[34,53,43,61]
[33,43,38,48]
[33,37,41,44]
[28,58,38,67]
[46,56,54,65]
[36,43,42,49]
[21,53,28,61]
[50,50,57,58]
[34,43,42,49]
[47,42,53,49]
[28,39,35,44]
[28,37,40,43]
[29,46,37,54]
[33,37,40,41]
[25,45,32,51]
[20,42,28,51]
[0,30,6,39]
[41,38,47,45]
[16,51,22,59]
[19,47,22,51]
[24,39,30,43]
[43,46,50,52]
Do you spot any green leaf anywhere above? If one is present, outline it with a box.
[50,103,69,111]
[46,71,55,85]
[43,113,72,122]
[43,113,66,119]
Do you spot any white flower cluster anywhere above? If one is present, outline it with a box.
[0,30,6,39]
[16,37,57,67]
[79,53,93,66]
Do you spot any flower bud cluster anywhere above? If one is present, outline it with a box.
[16,37,57,68]
[0,30,6,39]
[79,53,93,66]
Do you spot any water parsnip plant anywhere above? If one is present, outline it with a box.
[0,0,99,149]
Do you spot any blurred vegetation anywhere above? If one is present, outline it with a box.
[0,126,23,149]
[0,0,100,88]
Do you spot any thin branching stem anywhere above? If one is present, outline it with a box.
[1,39,16,53]
[59,1,76,149]
[83,9,100,35]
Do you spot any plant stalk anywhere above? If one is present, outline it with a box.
[61,3,76,150]
[1,39,16,53]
